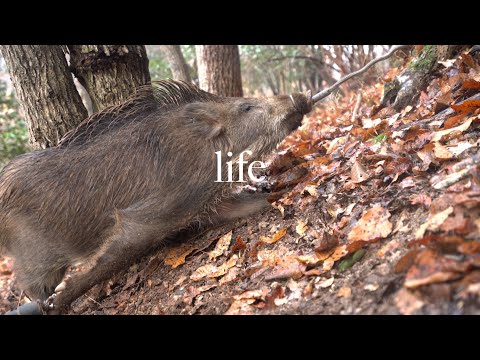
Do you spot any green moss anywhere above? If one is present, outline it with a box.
[337,249,367,271]
[408,45,438,72]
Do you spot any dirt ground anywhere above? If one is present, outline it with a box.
[2,48,480,315]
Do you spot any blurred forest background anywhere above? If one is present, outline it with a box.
[0,45,393,168]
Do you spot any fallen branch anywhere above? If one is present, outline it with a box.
[312,45,410,104]
[431,148,480,189]
[392,93,480,132]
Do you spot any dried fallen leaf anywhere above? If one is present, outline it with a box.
[385,157,410,177]
[209,231,233,261]
[351,160,371,183]
[364,283,379,291]
[261,228,287,244]
[0,257,13,276]
[450,99,480,113]
[414,206,453,239]
[431,118,473,142]
[265,256,307,281]
[303,184,318,197]
[409,194,432,207]
[392,212,410,234]
[395,249,421,273]
[197,283,218,293]
[443,113,467,129]
[337,287,352,298]
[295,220,309,236]
[209,255,238,278]
[190,264,217,281]
[271,202,285,217]
[439,210,471,233]
[182,286,201,305]
[274,298,289,306]
[314,231,339,252]
[225,298,256,315]
[143,255,163,278]
[303,268,323,276]
[432,142,453,160]
[395,288,425,315]
[249,240,265,259]
[344,202,357,216]
[172,275,187,289]
[190,255,238,281]
[346,240,369,254]
[378,240,400,257]
[399,176,415,188]
[347,206,393,242]
[164,243,196,269]
[225,288,269,315]
[273,165,308,191]
[257,248,281,266]
[219,267,239,286]
[447,141,474,156]
[404,249,468,288]
[462,80,480,89]
[458,241,480,255]
[317,277,334,288]
[265,286,286,309]
[403,130,434,152]
[297,252,321,266]
[323,245,348,271]
[231,236,247,253]
[233,289,266,301]
[325,136,347,154]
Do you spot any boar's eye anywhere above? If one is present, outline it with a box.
[239,103,256,113]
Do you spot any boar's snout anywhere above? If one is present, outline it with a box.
[290,91,313,115]
[277,91,312,132]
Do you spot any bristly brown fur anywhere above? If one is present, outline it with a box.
[0,78,311,311]
[59,80,221,147]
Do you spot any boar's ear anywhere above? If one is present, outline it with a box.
[182,103,227,140]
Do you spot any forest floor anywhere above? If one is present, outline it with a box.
[2,50,480,315]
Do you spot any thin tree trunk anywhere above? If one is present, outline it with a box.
[159,45,191,83]
[68,45,151,112]
[0,45,88,149]
[195,45,243,97]
[375,45,467,114]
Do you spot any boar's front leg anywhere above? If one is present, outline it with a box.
[48,207,186,314]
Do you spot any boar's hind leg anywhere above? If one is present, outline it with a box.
[15,258,68,302]
[6,214,69,301]
[50,211,173,313]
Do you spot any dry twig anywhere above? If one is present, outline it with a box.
[312,45,410,104]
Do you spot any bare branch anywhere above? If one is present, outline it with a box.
[312,45,410,104]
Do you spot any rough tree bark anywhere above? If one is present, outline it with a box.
[195,45,243,97]
[68,45,151,112]
[378,45,467,112]
[0,45,88,149]
[159,45,191,83]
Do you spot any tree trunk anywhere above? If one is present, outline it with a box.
[377,45,467,112]
[159,45,191,83]
[195,45,243,97]
[0,45,88,149]
[68,45,151,112]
